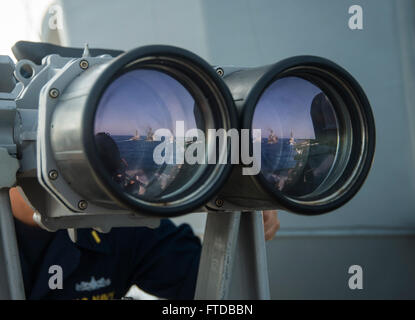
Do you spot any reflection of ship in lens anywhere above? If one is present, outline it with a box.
[127,127,155,142]
[267,129,279,144]
[145,127,155,142]
[128,130,140,141]
[289,129,295,146]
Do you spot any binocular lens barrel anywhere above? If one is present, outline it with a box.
[50,46,237,216]
[216,56,375,214]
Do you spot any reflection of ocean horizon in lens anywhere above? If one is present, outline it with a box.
[93,68,206,202]
[261,138,302,171]
[112,135,178,171]
[253,76,339,198]
[111,134,183,200]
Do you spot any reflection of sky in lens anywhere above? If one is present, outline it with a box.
[93,69,203,202]
[94,69,197,136]
[253,77,322,139]
[254,76,339,199]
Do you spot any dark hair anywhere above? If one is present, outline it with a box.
[95,132,122,175]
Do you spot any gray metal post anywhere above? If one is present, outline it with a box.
[194,211,241,299]
[195,211,270,300]
[0,189,25,299]
[229,211,271,299]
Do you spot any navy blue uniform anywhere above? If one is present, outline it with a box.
[14,218,201,300]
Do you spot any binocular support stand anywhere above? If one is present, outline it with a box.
[0,188,25,299]
[195,211,271,299]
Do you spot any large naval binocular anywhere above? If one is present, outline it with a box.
[0,41,375,230]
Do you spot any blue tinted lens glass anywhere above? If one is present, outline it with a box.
[94,69,204,202]
[252,76,339,198]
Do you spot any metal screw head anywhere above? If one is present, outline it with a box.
[215,67,224,77]
[79,59,89,70]
[78,200,88,210]
[48,170,58,180]
[215,198,224,207]
[49,88,59,98]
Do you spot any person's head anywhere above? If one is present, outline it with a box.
[95,132,123,177]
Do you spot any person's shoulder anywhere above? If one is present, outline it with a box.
[107,219,198,250]
[106,219,178,244]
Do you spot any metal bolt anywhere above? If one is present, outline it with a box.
[79,59,89,70]
[215,198,224,207]
[48,170,58,180]
[49,88,59,98]
[215,67,224,77]
[78,200,88,210]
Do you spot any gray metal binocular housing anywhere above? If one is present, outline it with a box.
[0,41,375,231]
